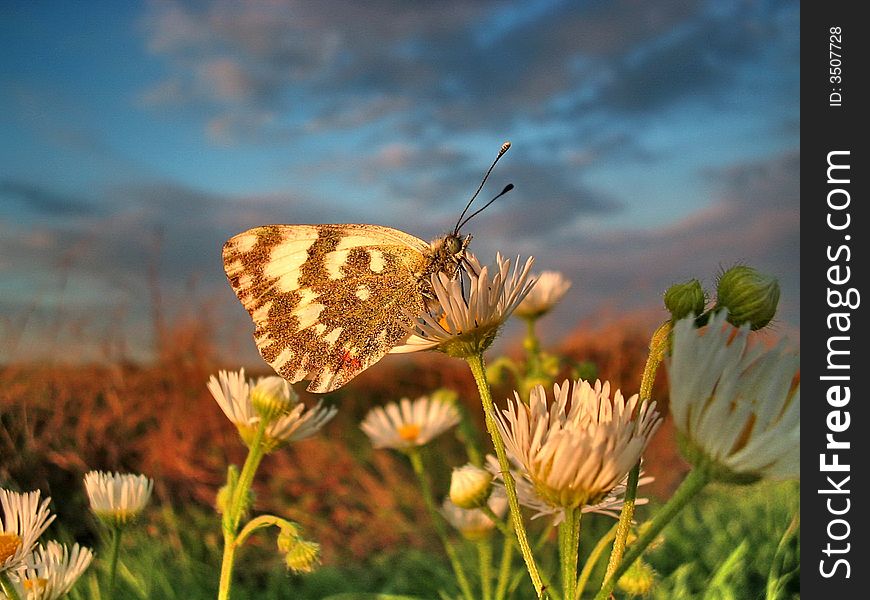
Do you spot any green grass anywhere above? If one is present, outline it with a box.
[646,480,800,600]
[60,481,798,599]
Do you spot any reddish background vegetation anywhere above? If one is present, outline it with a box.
[1,311,688,562]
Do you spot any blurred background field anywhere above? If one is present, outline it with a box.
[1,308,798,598]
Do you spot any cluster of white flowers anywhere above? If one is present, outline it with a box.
[1,471,156,599]
[1,490,91,600]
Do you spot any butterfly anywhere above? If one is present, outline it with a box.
[223,142,512,393]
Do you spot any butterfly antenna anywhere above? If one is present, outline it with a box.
[457,183,513,231]
[454,141,511,234]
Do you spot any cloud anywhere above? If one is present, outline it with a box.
[529,149,800,332]
[139,0,792,143]
[0,180,100,217]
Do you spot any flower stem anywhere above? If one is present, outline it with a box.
[522,318,542,397]
[466,352,547,598]
[235,514,288,547]
[408,448,475,600]
[107,525,123,598]
[218,532,237,600]
[481,504,513,537]
[575,522,618,600]
[639,321,672,403]
[524,318,541,361]
[218,420,268,600]
[593,467,710,600]
[478,539,494,600]
[601,463,640,585]
[558,508,581,600]
[229,423,268,531]
[495,525,515,600]
[0,572,22,600]
[602,320,672,586]
[455,400,484,467]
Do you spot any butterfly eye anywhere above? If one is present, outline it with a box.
[445,236,462,255]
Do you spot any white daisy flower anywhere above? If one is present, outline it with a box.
[361,395,460,450]
[495,379,661,509]
[207,369,337,451]
[83,471,153,526]
[393,253,536,357]
[485,455,653,524]
[514,270,571,319]
[0,489,55,574]
[6,541,93,600]
[441,493,508,541]
[667,311,800,481]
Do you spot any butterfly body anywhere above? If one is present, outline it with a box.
[223,224,469,393]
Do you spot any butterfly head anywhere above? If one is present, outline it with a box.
[430,232,471,265]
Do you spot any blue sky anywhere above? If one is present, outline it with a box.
[0,0,799,363]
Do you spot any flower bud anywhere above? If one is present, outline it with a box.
[284,539,321,574]
[715,266,780,330]
[449,464,493,509]
[215,484,231,515]
[251,376,296,423]
[663,279,706,320]
[276,523,302,553]
[617,559,656,597]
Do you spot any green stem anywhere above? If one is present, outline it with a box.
[229,423,269,531]
[107,525,123,598]
[235,514,287,547]
[478,539,494,600]
[495,526,515,600]
[602,321,672,585]
[522,318,542,398]
[576,523,618,600]
[219,420,269,600]
[524,318,541,360]
[0,572,23,600]
[594,467,710,600]
[601,464,640,586]
[408,449,475,600]
[766,512,800,599]
[481,504,513,537]
[466,352,547,598]
[638,321,672,403]
[218,532,237,600]
[455,401,484,467]
[559,508,581,600]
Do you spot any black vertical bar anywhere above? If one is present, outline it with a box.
[802,2,866,596]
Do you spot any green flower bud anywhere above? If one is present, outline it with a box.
[664,279,707,320]
[251,376,297,423]
[449,464,493,509]
[617,559,656,597]
[715,266,780,330]
[276,523,302,553]
[285,539,321,574]
[216,465,239,515]
[216,484,231,515]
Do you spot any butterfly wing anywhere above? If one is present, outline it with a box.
[223,224,431,393]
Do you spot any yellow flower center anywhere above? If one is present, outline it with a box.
[397,423,422,442]
[24,577,49,592]
[0,532,22,563]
